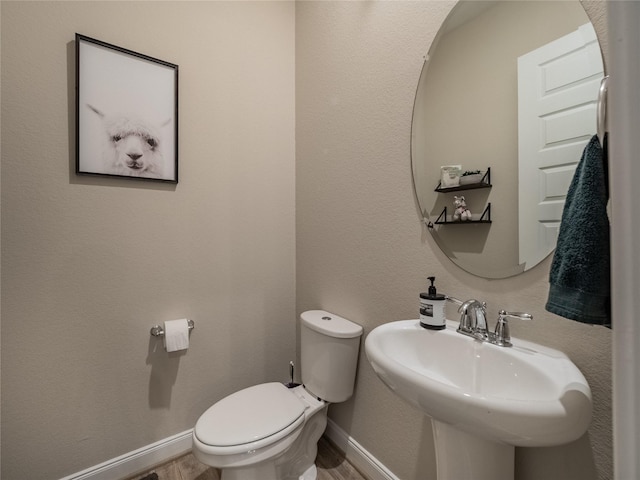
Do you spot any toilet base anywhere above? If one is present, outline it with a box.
[217,457,319,480]
[276,398,328,480]
[220,462,277,480]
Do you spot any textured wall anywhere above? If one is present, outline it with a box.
[0,1,613,479]
[296,1,611,479]
[1,2,295,478]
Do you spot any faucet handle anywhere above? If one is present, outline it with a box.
[446,295,463,306]
[494,310,533,347]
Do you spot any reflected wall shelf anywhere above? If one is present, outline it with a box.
[432,203,492,226]
[434,167,491,192]
[429,167,492,228]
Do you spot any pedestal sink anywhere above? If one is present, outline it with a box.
[365,320,592,480]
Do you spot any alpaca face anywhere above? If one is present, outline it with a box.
[109,131,161,176]
[88,104,166,179]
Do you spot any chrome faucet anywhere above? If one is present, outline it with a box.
[457,299,488,340]
[456,300,532,347]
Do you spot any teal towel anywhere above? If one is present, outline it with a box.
[545,134,610,327]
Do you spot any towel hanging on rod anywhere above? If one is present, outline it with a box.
[597,75,609,147]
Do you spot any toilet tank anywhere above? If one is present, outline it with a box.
[300,310,363,403]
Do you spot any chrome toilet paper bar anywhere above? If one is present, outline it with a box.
[150,319,195,337]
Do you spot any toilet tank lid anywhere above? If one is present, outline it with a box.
[301,310,363,339]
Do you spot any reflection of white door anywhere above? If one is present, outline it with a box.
[517,23,604,269]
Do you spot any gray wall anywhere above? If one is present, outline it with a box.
[296,1,611,479]
[1,2,295,478]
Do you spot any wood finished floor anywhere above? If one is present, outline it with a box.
[125,436,368,480]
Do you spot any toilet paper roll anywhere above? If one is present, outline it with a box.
[163,319,190,352]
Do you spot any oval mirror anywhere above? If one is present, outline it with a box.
[411,0,604,279]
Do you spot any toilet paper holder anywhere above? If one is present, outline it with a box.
[150,319,195,337]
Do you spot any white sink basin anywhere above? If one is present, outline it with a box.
[365,319,592,448]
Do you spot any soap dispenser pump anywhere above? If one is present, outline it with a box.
[420,276,447,330]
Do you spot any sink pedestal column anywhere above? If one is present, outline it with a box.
[432,420,515,480]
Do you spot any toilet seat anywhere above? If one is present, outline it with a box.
[194,382,306,456]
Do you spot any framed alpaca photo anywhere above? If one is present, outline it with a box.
[76,34,178,183]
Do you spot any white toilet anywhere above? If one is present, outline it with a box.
[192,310,363,480]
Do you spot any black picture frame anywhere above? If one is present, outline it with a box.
[76,34,179,183]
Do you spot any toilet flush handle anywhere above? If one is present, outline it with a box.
[285,361,301,388]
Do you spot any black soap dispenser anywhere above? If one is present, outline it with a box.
[420,276,447,330]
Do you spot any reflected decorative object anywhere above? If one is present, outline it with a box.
[440,165,461,188]
[452,196,471,221]
[76,34,179,183]
[460,170,484,185]
[411,1,603,278]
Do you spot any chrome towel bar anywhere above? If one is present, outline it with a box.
[150,319,195,337]
[597,75,609,147]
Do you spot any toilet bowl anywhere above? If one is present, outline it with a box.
[192,310,363,480]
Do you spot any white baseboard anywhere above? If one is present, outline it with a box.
[324,419,399,480]
[58,429,193,480]
[59,421,395,480]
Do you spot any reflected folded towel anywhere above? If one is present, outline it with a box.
[545,134,610,327]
